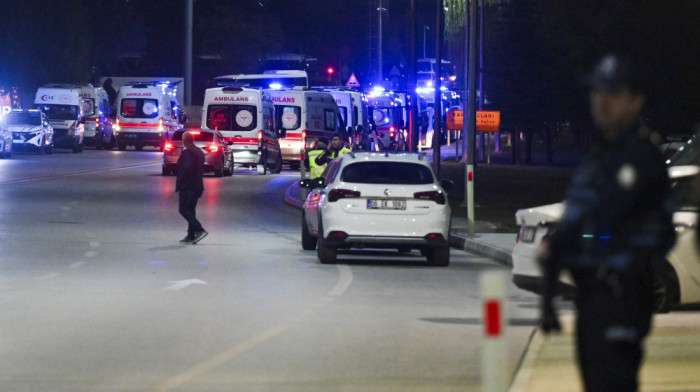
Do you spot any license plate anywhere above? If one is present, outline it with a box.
[520,226,536,243]
[367,199,406,210]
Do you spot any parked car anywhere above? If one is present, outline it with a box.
[0,117,12,158]
[511,164,700,312]
[300,152,453,265]
[162,129,234,177]
[5,109,54,154]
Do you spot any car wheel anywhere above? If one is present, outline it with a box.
[652,264,680,313]
[301,213,317,250]
[223,158,233,176]
[316,222,337,264]
[257,153,267,175]
[214,159,224,177]
[426,246,450,267]
[271,153,283,174]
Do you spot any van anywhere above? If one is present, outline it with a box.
[114,82,184,151]
[77,84,115,149]
[201,87,283,175]
[366,90,407,151]
[34,85,85,153]
[265,89,347,169]
[324,88,371,150]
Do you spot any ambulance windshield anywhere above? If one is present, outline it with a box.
[34,104,80,120]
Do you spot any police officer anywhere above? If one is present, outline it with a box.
[306,138,329,179]
[314,132,352,168]
[538,54,676,392]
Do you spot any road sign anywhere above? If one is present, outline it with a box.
[446,109,463,130]
[345,73,360,87]
[476,111,500,132]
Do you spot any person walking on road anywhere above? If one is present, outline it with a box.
[314,133,351,167]
[538,54,676,392]
[176,131,208,244]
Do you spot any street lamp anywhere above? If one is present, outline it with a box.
[327,67,334,82]
[423,25,429,59]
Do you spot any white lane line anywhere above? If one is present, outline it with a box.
[328,264,353,297]
[84,251,99,258]
[34,273,60,280]
[67,261,86,269]
[0,162,159,185]
[89,241,101,248]
[150,324,288,392]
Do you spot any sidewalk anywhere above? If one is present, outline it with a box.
[283,142,700,392]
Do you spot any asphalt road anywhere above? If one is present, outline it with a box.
[0,148,539,392]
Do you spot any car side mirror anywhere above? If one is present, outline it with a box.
[277,127,287,139]
[439,179,454,191]
[226,140,233,146]
[300,177,326,189]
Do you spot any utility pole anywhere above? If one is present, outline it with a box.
[464,0,478,236]
[409,0,418,152]
[184,0,193,107]
[432,0,443,175]
[377,0,385,84]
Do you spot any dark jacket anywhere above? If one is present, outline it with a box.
[548,126,676,273]
[176,145,205,194]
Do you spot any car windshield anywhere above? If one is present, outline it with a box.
[341,161,435,184]
[34,104,79,120]
[171,131,214,142]
[5,112,42,125]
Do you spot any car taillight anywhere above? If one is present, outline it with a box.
[390,126,395,138]
[414,190,446,205]
[158,118,164,132]
[164,142,175,152]
[258,130,263,148]
[96,117,100,128]
[328,188,361,202]
[206,144,219,153]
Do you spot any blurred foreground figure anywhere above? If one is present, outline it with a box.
[538,54,676,392]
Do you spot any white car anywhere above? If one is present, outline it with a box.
[511,165,700,312]
[6,109,54,154]
[300,152,453,266]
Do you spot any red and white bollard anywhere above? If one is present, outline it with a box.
[481,270,509,392]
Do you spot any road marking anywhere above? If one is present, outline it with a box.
[328,264,353,297]
[163,279,207,291]
[150,324,288,392]
[34,273,60,280]
[67,261,86,269]
[89,241,101,248]
[0,162,159,185]
[84,251,99,258]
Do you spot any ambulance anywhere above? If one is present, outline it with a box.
[265,89,347,170]
[201,87,283,175]
[77,84,114,149]
[365,89,407,151]
[324,89,371,150]
[114,82,184,151]
[34,84,85,153]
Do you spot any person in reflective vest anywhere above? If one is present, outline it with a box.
[307,137,329,179]
[314,133,352,171]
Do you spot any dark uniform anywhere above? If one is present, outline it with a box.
[176,143,206,242]
[542,54,676,392]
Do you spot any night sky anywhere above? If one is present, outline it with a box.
[1,0,698,133]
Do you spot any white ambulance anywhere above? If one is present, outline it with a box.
[114,82,184,151]
[77,84,114,149]
[34,85,85,153]
[366,90,407,151]
[201,87,283,175]
[266,89,346,169]
[325,88,371,150]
